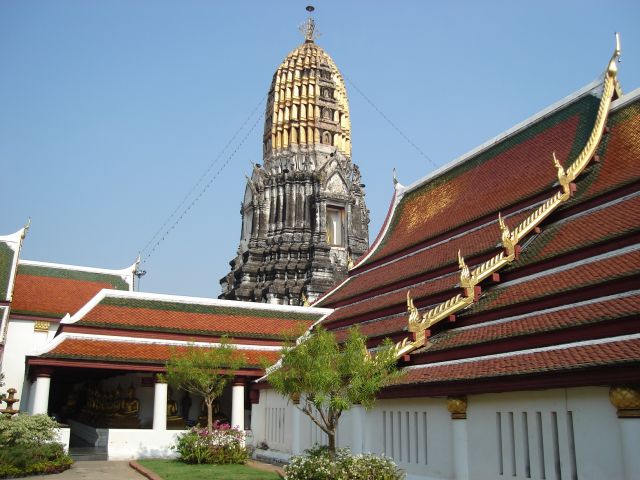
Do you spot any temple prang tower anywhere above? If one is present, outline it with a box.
[220,14,369,305]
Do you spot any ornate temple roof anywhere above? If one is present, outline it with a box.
[312,38,640,395]
[11,259,136,319]
[27,289,332,374]
[263,35,351,157]
[61,290,331,342]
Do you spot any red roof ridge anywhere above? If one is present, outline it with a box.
[61,288,333,328]
[405,331,640,370]
[444,289,640,335]
[492,243,638,290]
[33,331,283,358]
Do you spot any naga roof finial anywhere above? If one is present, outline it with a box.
[608,32,621,77]
[21,218,31,239]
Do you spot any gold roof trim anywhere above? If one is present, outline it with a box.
[393,35,621,359]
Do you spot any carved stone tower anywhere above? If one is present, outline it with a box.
[219,15,369,305]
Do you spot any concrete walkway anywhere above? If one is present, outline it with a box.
[21,461,146,480]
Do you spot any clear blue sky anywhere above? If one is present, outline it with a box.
[2,1,639,297]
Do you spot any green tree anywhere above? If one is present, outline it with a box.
[267,327,402,455]
[165,339,244,431]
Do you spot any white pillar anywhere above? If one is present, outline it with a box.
[447,396,469,480]
[452,419,470,480]
[231,380,245,430]
[153,380,167,431]
[610,386,640,479]
[27,379,36,414]
[350,405,365,454]
[291,399,302,455]
[32,373,51,415]
[619,419,640,479]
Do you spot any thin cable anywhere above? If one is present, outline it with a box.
[141,107,265,264]
[138,96,266,257]
[344,74,438,169]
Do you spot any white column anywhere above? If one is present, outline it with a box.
[619,419,640,478]
[452,419,470,480]
[610,386,640,479]
[448,396,469,480]
[32,373,51,415]
[350,404,365,454]
[231,380,245,430]
[27,379,36,414]
[153,380,168,431]
[291,399,302,455]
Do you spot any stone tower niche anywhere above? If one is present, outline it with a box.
[220,31,369,305]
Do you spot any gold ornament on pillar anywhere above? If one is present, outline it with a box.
[447,396,468,420]
[609,386,640,418]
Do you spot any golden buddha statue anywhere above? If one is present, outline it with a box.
[122,385,140,415]
[166,386,185,429]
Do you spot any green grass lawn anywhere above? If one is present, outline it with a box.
[137,459,281,480]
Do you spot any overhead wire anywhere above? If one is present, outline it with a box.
[344,74,439,170]
[138,97,266,265]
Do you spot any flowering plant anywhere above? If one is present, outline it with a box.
[174,421,247,464]
[285,445,404,480]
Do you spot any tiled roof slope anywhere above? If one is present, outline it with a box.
[360,92,600,270]
[0,227,27,303]
[390,334,640,394]
[315,45,640,395]
[38,336,280,368]
[64,290,329,341]
[11,260,135,319]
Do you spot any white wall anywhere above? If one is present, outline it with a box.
[467,387,624,480]
[368,398,454,480]
[108,429,181,460]
[252,387,630,480]
[1,318,57,410]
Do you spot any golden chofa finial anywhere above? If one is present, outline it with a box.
[553,151,572,197]
[407,290,420,327]
[608,33,622,77]
[498,213,516,258]
[299,5,320,43]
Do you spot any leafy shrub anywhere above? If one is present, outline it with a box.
[0,414,60,446]
[174,421,248,464]
[0,414,72,478]
[285,445,404,480]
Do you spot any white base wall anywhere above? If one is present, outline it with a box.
[66,419,184,459]
[107,429,182,460]
[252,386,630,480]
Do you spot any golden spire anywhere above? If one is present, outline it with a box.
[299,6,319,43]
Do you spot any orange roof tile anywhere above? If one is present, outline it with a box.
[79,304,313,339]
[397,336,640,385]
[12,274,112,318]
[43,338,279,367]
